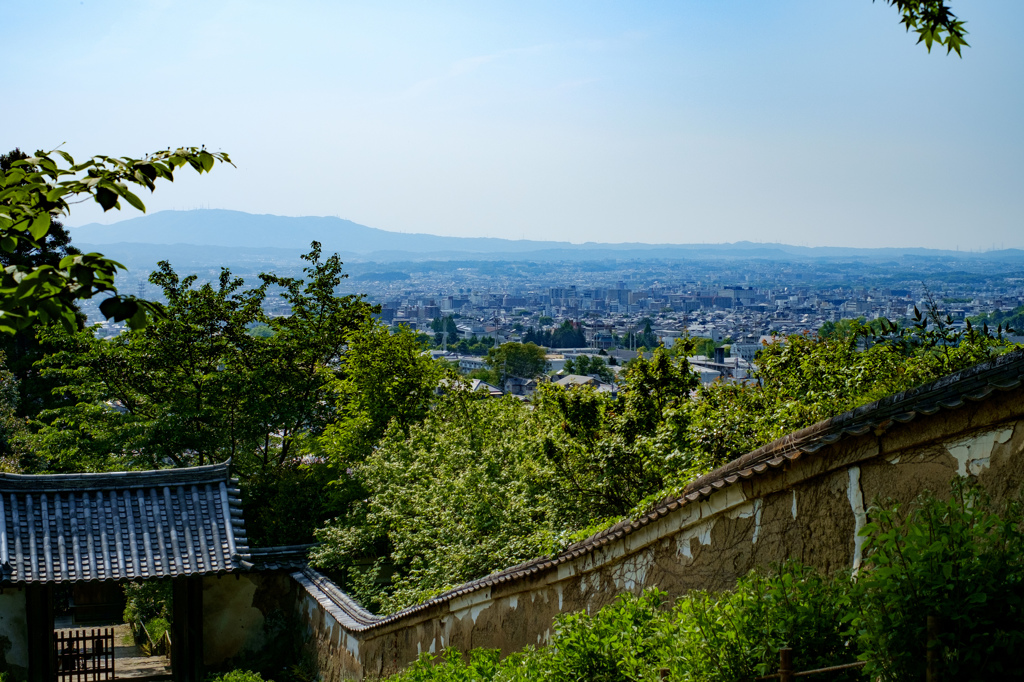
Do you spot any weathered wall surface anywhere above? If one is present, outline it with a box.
[293,388,1024,681]
[203,572,297,670]
[0,587,28,680]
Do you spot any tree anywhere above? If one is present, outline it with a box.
[430,315,459,347]
[563,355,614,383]
[0,352,28,470]
[0,149,87,419]
[550,320,586,348]
[26,243,375,474]
[312,393,554,614]
[0,146,230,332]
[486,342,549,382]
[320,322,449,463]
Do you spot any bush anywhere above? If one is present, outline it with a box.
[663,564,856,682]
[143,617,170,654]
[386,565,855,682]
[850,479,1024,681]
[205,671,270,682]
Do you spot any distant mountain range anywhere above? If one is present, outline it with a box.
[71,209,1024,264]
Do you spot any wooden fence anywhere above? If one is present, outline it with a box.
[54,627,115,681]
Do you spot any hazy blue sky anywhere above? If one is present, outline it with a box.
[5,1,1022,248]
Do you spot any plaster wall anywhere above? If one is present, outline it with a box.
[203,573,296,669]
[0,587,28,679]
[295,397,1024,681]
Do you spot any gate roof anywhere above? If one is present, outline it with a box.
[0,461,248,584]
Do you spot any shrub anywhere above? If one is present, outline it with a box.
[849,479,1024,681]
[387,567,855,682]
[663,563,856,682]
[205,671,270,682]
[143,618,170,654]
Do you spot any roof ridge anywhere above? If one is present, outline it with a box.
[0,460,233,493]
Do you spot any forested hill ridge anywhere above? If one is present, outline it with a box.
[71,209,1024,263]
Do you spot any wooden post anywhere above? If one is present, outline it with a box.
[659,668,670,680]
[926,614,941,682]
[779,647,794,682]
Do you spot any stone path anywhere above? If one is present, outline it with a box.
[112,624,171,679]
[55,623,170,680]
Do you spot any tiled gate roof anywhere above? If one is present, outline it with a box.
[0,461,248,584]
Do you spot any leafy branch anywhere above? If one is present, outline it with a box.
[878,0,969,55]
[0,147,231,333]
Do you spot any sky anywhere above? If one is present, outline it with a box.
[4,0,1023,249]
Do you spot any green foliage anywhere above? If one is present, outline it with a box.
[430,315,459,347]
[323,322,448,463]
[314,326,1019,616]
[311,346,713,613]
[384,483,1024,682]
[25,243,375,473]
[205,671,270,682]
[850,480,1024,681]
[485,342,548,381]
[141,617,170,655]
[562,354,614,382]
[467,367,502,386]
[123,580,171,624]
[0,146,230,332]
[541,589,668,682]
[691,336,726,359]
[312,393,556,613]
[452,334,494,355]
[522,320,586,348]
[385,564,855,682]
[0,353,27,470]
[972,303,1024,336]
[663,565,856,682]
[687,320,1018,465]
[880,0,969,55]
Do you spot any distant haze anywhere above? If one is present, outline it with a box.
[71,210,1024,264]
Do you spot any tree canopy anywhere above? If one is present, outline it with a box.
[485,341,549,381]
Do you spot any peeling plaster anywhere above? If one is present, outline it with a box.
[791,490,797,519]
[947,428,1013,476]
[847,466,867,571]
[555,585,564,611]
[728,501,755,519]
[344,632,359,658]
[752,498,763,544]
[613,551,654,590]
[676,519,715,560]
[509,596,518,610]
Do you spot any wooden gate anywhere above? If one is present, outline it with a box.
[53,627,115,681]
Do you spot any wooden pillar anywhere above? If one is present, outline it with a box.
[25,584,54,682]
[172,576,204,682]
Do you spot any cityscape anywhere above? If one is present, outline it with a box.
[80,242,1024,391]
